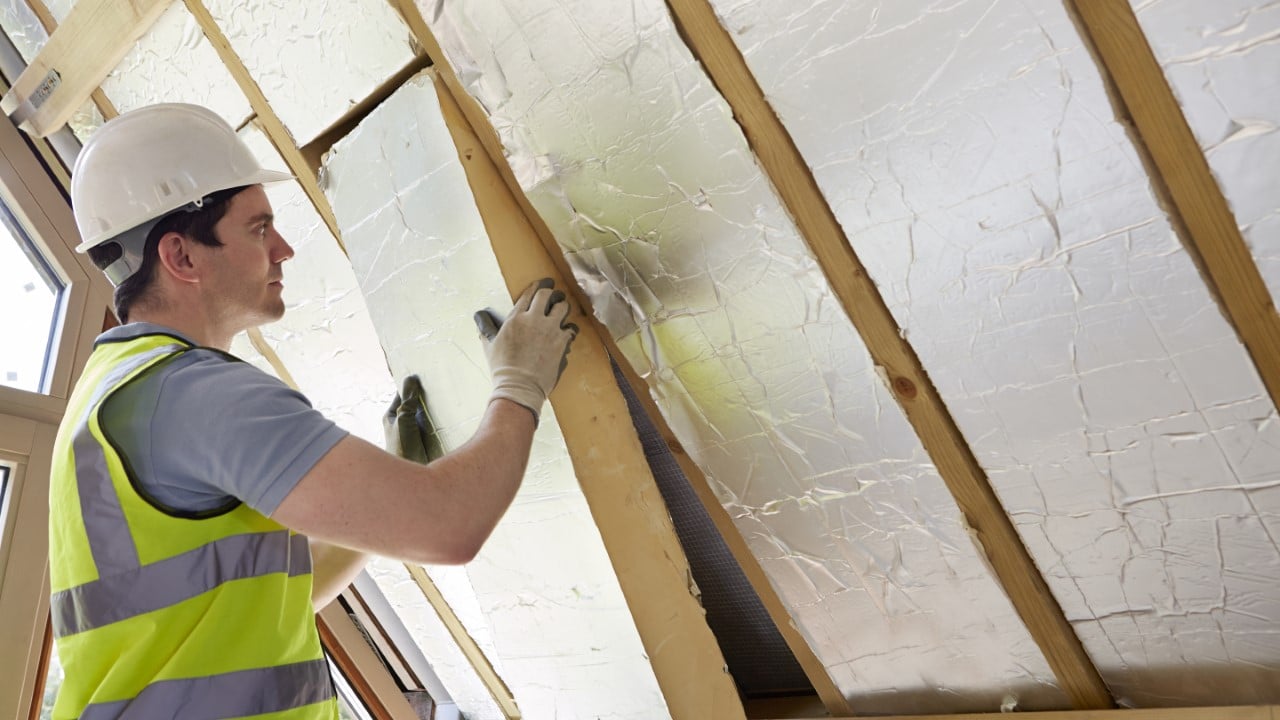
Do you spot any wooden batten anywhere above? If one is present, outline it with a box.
[1,0,157,136]
[661,0,1114,709]
[430,68,746,720]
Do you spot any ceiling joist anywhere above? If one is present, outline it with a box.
[0,0,158,136]
[24,0,117,123]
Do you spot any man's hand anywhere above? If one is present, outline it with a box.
[474,278,579,424]
[383,375,443,465]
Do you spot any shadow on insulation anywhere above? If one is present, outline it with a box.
[610,360,814,700]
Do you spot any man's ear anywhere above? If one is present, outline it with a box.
[155,231,200,285]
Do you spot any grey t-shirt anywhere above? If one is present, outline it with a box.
[96,323,349,516]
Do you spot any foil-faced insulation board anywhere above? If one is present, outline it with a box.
[420,0,1069,713]
[41,0,251,138]
[202,0,418,145]
[1131,0,1280,312]
[706,0,1280,707]
[323,72,670,720]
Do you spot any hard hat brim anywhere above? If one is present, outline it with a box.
[74,169,296,254]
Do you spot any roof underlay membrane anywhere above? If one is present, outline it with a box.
[2,0,1277,715]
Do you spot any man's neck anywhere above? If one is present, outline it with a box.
[127,308,238,351]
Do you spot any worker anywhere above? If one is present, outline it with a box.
[47,103,577,719]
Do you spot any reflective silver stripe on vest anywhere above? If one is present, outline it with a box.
[78,658,334,720]
[73,344,185,576]
[51,530,312,638]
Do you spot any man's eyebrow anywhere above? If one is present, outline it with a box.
[245,212,274,225]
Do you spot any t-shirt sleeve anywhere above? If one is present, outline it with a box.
[142,349,349,516]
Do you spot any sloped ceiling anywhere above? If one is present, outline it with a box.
[4,0,1278,716]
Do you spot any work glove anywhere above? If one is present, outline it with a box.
[474,278,579,425]
[383,375,443,465]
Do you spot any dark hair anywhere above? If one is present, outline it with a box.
[89,186,249,322]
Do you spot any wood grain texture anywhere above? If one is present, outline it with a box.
[25,0,118,121]
[662,0,1113,709]
[384,1,849,713]
[405,564,521,720]
[430,67,746,720]
[1,0,159,136]
[1067,0,1280,426]
[182,0,343,247]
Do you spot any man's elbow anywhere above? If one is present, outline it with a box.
[404,531,485,566]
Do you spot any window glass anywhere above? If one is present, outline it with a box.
[0,202,63,393]
[36,637,62,720]
[329,659,374,720]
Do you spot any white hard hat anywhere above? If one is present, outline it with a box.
[70,103,292,285]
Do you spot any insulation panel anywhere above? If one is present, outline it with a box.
[1131,0,1280,315]
[419,0,1070,713]
[203,0,418,145]
[323,72,670,720]
[705,0,1280,706]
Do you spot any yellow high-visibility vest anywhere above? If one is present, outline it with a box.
[48,331,337,719]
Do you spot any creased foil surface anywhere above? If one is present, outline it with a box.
[707,0,1280,706]
[1132,0,1280,318]
[324,72,670,720]
[205,0,417,144]
[420,0,1070,713]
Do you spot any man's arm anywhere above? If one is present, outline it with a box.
[275,397,536,566]
[310,541,369,610]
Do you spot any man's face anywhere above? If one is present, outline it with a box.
[203,185,294,327]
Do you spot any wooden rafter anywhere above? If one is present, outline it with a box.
[181,0,343,246]
[1067,0,1280,416]
[1,0,158,136]
[430,68,747,720]
[25,0,118,122]
[384,1,852,714]
[660,0,1114,709]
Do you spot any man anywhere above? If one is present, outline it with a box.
[48,103,577,719]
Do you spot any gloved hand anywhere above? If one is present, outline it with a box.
[383,375,443,465]
[474,278,579,425]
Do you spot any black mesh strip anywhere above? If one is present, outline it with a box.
[610,360,814,698]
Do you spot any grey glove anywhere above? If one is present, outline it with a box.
[474,278,579,424]
[383,375,443,465]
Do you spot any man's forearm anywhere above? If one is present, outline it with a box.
[310,539,371,610]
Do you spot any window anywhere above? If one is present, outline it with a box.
[35,637,61,720]
[329,659,375,720]
[0,201,64,394]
